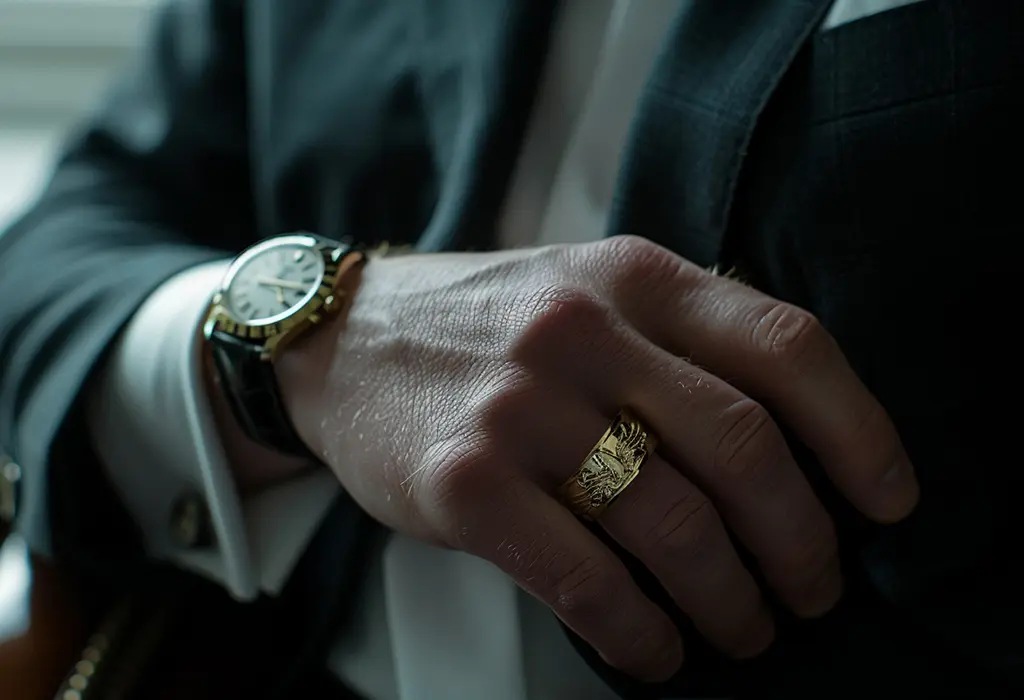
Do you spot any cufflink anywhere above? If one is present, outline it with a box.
[0,455,20,525]
[169,492,214,548]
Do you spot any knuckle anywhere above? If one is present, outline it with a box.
[513,286,635,373]
[602,235,699,294]
[518,287,613,350]
[545,549,682,678]
[530,286,609,324]
[714,398,786,485]
[648,493,722,568]
[548,554,623,617]
[750,302,831,374]
[494,529,561,580]
[600,234,665,265]
[605,621,680,678]
[476,366,540,432]
[420,432,496,513]
[421,441,532,550]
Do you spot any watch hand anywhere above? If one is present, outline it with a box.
[275,286,285,305]
[256,276,308,291]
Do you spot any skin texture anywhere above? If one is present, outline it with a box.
[213,237,919,682]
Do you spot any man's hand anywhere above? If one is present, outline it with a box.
[275,237,919,682]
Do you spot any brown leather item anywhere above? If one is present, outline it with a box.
[0,526,285,700]
[0,528,198,700]
[0,526,89,700]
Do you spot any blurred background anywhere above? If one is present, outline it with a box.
[0,0,155,231]
[1,4,154,693]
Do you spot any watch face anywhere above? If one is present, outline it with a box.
[224,243,326,324]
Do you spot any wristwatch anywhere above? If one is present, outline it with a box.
[203,233,366,456]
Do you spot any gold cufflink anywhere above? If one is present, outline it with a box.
[169,492,214,549]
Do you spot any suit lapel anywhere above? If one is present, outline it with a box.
[607,0,835,268]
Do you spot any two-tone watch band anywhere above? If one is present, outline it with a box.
[208,330,313,458]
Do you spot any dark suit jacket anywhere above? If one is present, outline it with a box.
[1,0,1022,697]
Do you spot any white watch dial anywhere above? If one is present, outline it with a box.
[225,244,325,324]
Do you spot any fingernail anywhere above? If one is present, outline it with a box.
[642,635,684,683]
[881,457,907,485]
[874,450,920,523]
[735,609,776,659]
[648,635,684,682]
[798,558,844,618]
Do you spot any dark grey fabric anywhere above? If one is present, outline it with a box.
[1,0,1021,698]
[577,1,1023,696]
[610,0,834,267]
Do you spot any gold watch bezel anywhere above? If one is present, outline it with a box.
[203,233,352,362]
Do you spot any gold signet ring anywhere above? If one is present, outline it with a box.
[557,410,656,521]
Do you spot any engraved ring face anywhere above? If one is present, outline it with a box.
[558,410,656,521]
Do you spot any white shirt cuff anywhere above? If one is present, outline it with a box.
[87,261,340,600]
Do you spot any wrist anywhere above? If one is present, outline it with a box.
[272,260,367,461]
[202,236,371,485]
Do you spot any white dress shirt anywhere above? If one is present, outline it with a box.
[88,1,925,698]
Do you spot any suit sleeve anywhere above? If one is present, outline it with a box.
[85,260,341,599]
[0,0,254,571]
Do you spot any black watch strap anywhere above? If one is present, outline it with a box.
[209,330,315,459]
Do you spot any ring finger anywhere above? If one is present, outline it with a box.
[502,392,774,658]
[600,452,775,657]
[516,326,842,618]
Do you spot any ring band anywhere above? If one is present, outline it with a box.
[558,409,657,521]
